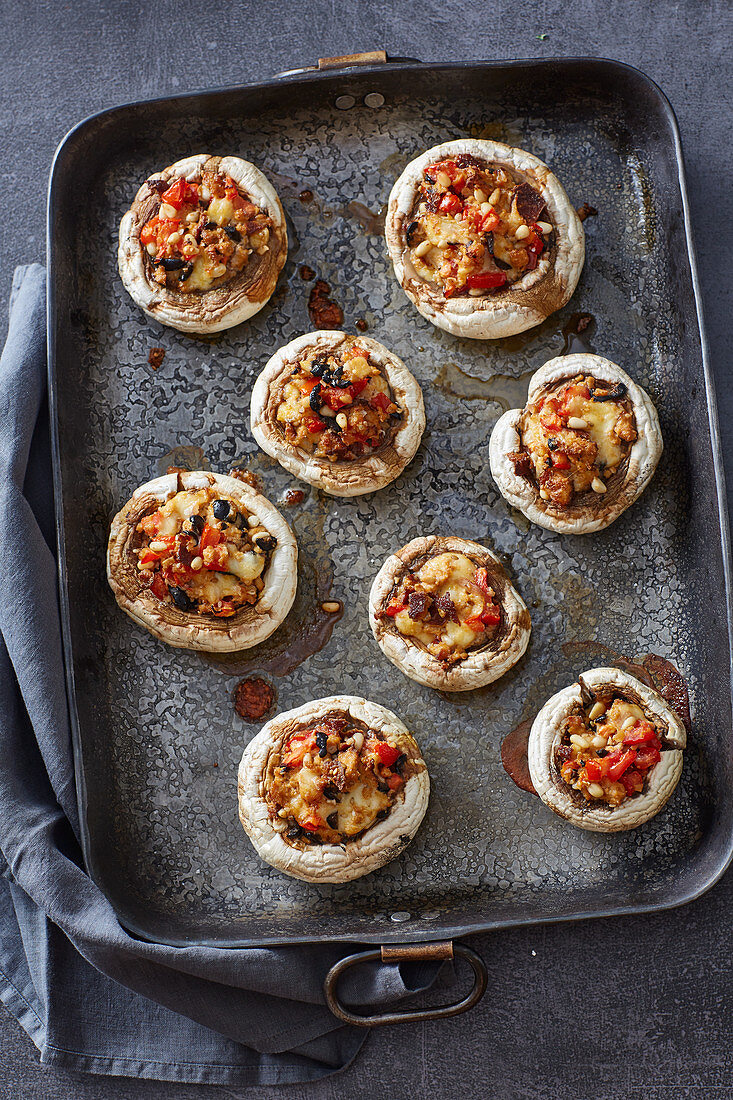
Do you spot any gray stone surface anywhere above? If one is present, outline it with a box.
[1,0,732,1097]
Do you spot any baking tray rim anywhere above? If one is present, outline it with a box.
[46,55,733,948]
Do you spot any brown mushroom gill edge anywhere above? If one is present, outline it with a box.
[501,650,691,795]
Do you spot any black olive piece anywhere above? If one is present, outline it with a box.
[390,410,402,420]
[205,220,217,229]
[393,753,406,776]
[253,532,277,552]
[309,383,322,412]
[326,812,339,830]
[309,353,329,378]
[179,262,194,282]
[286,824,301,840]
[224,226,241,241]
[315,731,329,757]
[547,437,558,450]
[592,382,627,402]
[376,809,390,821]
[169,585,194,611]
[161,257,186,271]
[188,514,205,536]
[323,784,340,801]
[377,781,390,794]
[405,220,419,245]
[212,499,230,521]
[596,749,608,757]
[485,231,512,270]
[322,366,349,388]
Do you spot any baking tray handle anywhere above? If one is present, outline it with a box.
[324,941,487,1026]
[272,51,421,79]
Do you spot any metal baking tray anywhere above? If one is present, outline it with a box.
[48,57,733,956]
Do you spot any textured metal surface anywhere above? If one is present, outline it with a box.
[48,60,732,947]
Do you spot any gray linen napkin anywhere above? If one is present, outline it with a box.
[0,265,444,1087]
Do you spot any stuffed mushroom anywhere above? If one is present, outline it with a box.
[107,470,297,652]
[118,154,287,333]
[385,138,584,340]
[237,695,429,883]
[250,331,425,496]
[369,536,531,692]
[527,667,686,832]
[489,353,663,534]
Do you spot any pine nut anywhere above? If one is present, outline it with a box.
[587,782,605,799]
[489,188,501,205]
[436,171,451,189]
[454,212,462,221]
[352,731,364,751]
[570,734,591,749]
[539,488,550,500]
[247,515,260,527]
[273,819,286,832]
[212,263,227,277]
[149,540,167,552]
[336,413,348,429]
[591,477,607,493]
[321,600,340,613]
[592,735,608,749]
[199,186,211,202]
[567,416,588,430]
[537,221,553,234]
[320,406,334,417]
[278,808,288,818]
[474,188,488,203]
[190,556,203,571]
[622,716,638,730]
[469,288,484,296]
[168,230,183,245]
[480,202,492,214]
[302,753,313,768]
[159,203,176,219]
[146,242,157,256]
[589,701,607,721]
[515,224,530,240]
[414,239,432,258]
[186,211,199,223]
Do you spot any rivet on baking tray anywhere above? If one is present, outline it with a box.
[335,94,356,110]
[364,92,385,108]
[390,910,411,922]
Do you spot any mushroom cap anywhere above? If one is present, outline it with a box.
[527,666,686,832]
[250,331,425,497]
[369,535,531,691]
[385,138,584,340]
[107,470,297,652]
[489,353,663,534]
[237,695,430,883]
[118,154,288,333]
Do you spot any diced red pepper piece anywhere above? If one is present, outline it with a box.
[480,602,501,625]
[622,722,657,745]
[551,452,571,470]
[474,567,490,593]
[386,774,403,791]
[211,600,236,618]
[620,768,645,795]
[305,415,326,433]
[199,524,221,550]
[634,745,662,771]
[608,748,637,781]
[150,573,168,600]
[465,615,487,632]
[438,192,463,216]
[366,740,402,767]
[371,391,391,412]
[300,815,323,833]
[465,271,507,290]
[584,758,603,782]
[160,176,199,210]
[140,216,181,249]
[350,377,369,397]
[383,602,407,617]
[282,732,316,768]
[139,510,163,536]
[320,385,352,410]
[299,377,320,394]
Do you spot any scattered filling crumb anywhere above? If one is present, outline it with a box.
[266,715,411,844]
[406,152,552,298]
[379,551,501,665]
[555,695,664,806]
[140,169,274,292]
[134,487,275,617]
[508,374,637,507]
[275,341,401,461]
